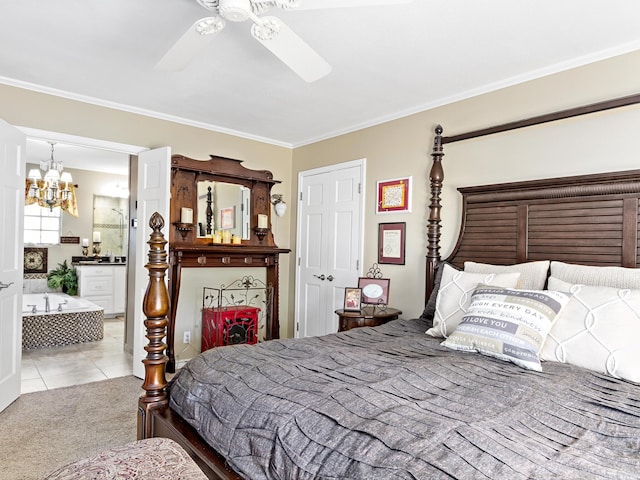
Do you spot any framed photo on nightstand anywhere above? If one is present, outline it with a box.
[343,287,362,311]
[358,277,390,305]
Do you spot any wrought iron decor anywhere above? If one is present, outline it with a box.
[202,275,273,349]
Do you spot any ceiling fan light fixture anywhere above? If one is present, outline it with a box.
[219,0,252,22]
[251,17,281,41]
[195,17,226,35]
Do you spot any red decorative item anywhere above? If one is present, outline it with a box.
[201,306,260,351]
[376,177,412,214]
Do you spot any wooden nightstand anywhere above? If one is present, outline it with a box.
[335,306,402,332]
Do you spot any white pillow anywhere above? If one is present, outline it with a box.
[426,264,520,338]
[547,276,573,291]
[540,283,640,383]
[442,285,571,371]
[464,260,550,290]
[550,261,640,290]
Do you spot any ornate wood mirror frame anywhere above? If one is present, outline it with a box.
[166,154,289,371]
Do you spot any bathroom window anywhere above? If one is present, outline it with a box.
[24,204,61,245]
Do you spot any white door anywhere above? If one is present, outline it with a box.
[0,120,25,412]
[132,147,171,379]
[295,159,365,337]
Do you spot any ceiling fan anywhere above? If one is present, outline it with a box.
[156,0,414,82]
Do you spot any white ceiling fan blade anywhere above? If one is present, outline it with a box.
[251,16,331,82]
[156,17,225,71]
[286,0,414,10]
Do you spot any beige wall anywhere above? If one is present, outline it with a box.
[292,50,640,323]
[1,84,294,342]
[6,48,640,342]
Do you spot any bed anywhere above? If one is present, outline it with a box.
[138,96,640,479]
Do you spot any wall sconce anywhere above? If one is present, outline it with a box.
[271,194,287,217]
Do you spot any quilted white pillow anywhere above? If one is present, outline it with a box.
[426,264,520,338]
[540,283,640,383]
[442,285,572,371]
[464,260,550,290]
[550,261,640,290]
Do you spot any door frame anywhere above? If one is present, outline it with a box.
[294,158,366,338]
[16,126,148,366]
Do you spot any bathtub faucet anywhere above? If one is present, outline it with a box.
[57,300,67,312]
[44,293,50,313]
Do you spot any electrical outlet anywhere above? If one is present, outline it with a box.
[183,330,191,344]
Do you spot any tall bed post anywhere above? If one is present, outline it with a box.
[426,125,444,302]
[137,212,170,440]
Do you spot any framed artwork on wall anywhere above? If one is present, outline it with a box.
[378,222,406,265]
[376,177,411,214]
[24,247,48,274]
[220,206,235,230]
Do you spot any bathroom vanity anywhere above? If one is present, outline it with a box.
[76,264,126,317]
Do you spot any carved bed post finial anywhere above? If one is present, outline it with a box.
[426,125,444,303]
[138,212,170,440]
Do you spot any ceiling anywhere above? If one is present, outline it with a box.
[3,0,640,156]
[25,138,130,176]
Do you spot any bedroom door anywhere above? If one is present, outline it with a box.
[295,159,365,337]
[131,147,171,379]
[0,119,25,412]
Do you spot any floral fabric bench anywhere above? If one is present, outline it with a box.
[43,437,207,480]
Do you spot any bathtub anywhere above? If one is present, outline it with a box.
[23,293,99,314]
[22,293,104,350]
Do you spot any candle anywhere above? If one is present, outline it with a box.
[81,238,89,247]
[93,231,101,243]
[180,207,193,224]
[212,233,221,243]
[222,230,231,244]
[258,214,268,229]
[232,235,241,245]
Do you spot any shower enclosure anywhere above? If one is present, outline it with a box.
[93,195,128,257]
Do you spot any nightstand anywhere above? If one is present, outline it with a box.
[335,306,402,332]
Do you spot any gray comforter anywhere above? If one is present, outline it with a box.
[168,318,640,479]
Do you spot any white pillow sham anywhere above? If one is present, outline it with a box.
[426,264,520,338]
[442,284,571,371]
[550,261,640,290]
[464,260,550,290]
[540,283,640,383]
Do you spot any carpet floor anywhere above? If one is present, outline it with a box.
[0,375,142,480]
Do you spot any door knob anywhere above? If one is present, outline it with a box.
[313,274,326,281]
[326,275,334,281]
[0,281,14,291]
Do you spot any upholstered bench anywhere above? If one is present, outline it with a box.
[43,437,208,479]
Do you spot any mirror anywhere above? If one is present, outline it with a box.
[93,195,128,257]
[196,181,251,240]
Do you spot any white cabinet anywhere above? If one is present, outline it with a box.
[77,265,127,317]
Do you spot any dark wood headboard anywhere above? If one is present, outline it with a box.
[425,93,640,301]
[446,169,640,269]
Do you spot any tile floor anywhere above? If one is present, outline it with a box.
[21,316,133,393]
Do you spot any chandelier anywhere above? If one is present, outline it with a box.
[27,143,73,210]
